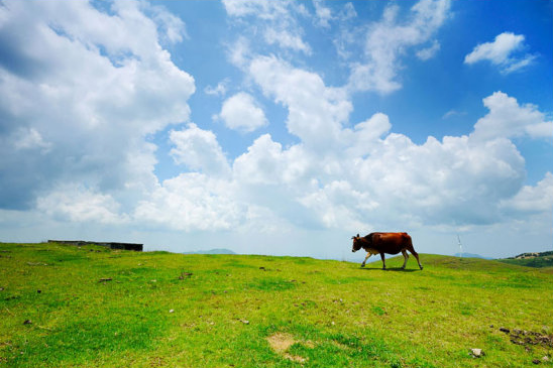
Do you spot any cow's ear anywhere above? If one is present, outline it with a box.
[356,233,360,238]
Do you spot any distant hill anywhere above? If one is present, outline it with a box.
[497,250,553,268]
[182,248,236,255]
[454,252,493,259]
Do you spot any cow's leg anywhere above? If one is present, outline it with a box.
[361,252,370,267]
[380,252,386,270]
[401,250,409,269]
[407,245,423,270]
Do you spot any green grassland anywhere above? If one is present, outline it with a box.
[0,242,552,368]
[497,254,553,269]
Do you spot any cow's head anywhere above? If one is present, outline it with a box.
[351,234,362,252]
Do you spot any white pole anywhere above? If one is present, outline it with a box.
[457,234,463,257]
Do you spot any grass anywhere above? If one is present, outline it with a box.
[0,242,552,367]
[497,255,553,268]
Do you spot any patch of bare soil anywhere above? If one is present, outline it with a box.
[266,332,307,363]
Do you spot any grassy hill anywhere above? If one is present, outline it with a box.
[0,242,552,368]
[497,251,553,268]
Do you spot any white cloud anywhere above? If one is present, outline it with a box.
[222,0,311,54]
[233,134,313,187]
[313,0,333,28]
[339,2,357,21]
[134,173,243,232]
[228,52,537,230]
[264,28,311,54]
[500,173,553,214]
[37,185,128,224]
[13,128,52,152]
[416,39,441,60]
[471,91,552,141]
[464,32,536,74]
[348,0,451,94]
[215,92,269,133]
[249,55,352,151]
[204,78,230,97]
[0,1,194,209]
[169,124,231,177]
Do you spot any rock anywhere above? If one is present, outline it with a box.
[532,359,540,365]
[471,348,484,357]
[499,327,510,334]
[23,320,32,325]
[169,309,174,313]
[239,319,249,325]
[542,356,550,362]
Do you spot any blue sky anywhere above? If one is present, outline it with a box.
[0,0,551,259]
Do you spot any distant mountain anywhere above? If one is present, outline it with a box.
[497,250,552,268]
[454,253,493,259]
[182,248,236,255]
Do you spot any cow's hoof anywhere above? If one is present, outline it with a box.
[361,264,365,268]
[420,266,424,270]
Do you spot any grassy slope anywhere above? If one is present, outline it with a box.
[0,243,552,368]
[497,256,553,268]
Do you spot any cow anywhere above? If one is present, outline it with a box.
[351,232,423,270]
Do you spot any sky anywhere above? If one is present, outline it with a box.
[0,0,552,260]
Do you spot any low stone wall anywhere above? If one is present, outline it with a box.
[48,240,143,251]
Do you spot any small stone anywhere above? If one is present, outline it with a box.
[532,359,540,365]
[499,327,510,333]
[471,348,484,357]
[23,320,32,325]
[169,309,174,313]
[37,290,41,294]
[542,356,550,362]
[239,319,249,325]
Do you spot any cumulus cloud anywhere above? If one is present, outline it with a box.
[348,0,451,94]
[464,32,536,74]
[0,0,550,256]
[249,55,352,151]
[500,173,553,214]
[0,1,194,210]
[36,185,129,224]
[215,92,269,133]
[169,124,231,177]
[134,173,243,232]
[471,91,552,141]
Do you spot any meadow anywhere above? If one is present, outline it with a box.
[0,242,552,367]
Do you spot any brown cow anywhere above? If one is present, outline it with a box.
[351,232,423,270]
